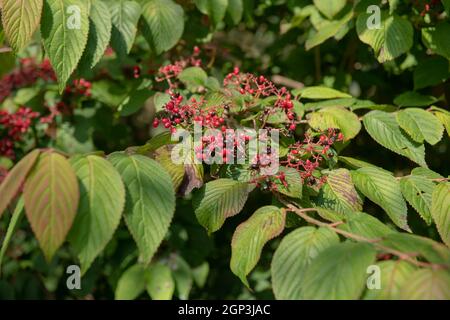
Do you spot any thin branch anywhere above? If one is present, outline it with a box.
[283,202,448,270]
[271,75,304,89]
[0,47,13,53]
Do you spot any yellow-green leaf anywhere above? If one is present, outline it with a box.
[308,107,361,141]
[431,183,450,248]
[271,227,339,299]
[41,0,90,92]
[231,206,285,286]
[396,108,444,145]
[193,178,250,233]
[0,0,43,52]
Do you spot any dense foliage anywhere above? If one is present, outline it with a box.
[0,0,449,300]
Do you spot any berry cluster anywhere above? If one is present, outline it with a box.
[65,78,92,97]
[223,68,299,132]
[155,46,202,91]
[283,129,344,186]
[194,130,253,163]
[152,93,226,133]
[0,58,56,103]
[251,170,288,192]
[414,0,442,16]
[0,107,40,159]
[247,129,343,194]
[151,56,344,195]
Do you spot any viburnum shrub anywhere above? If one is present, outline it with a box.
[0,0,449,300]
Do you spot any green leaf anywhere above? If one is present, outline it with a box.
[153,92,171,112]
[443,0,450,15]
[356,11,413,63]
[316,169,363,214]
[363,110,427,167]
[431,183,450,248]
[41,0,90,92]
[78,0,112,70]
[338,211,395,239]
[115,264,146,300]
[400,269,450,300]
[0,51,15,77]
[422,22,450,60]
[411,167,443,180]
[302,242,376,299]
[0,196,25,274]
[230,206,285,286]
[192,262,209,288]
[119,88,153,116]
[91,79,128,107]
[141,0,184,55]
[137,131,175,154]
[414,56,449,90]
[146,262,175,300]
[293,86,351,99]
[194,0,228,27]
[364,261,416,300]
[226,0,243,25]
[109,153,176,264]
[107,0,141,56]
[400,175,435,225]
[271,227,339,300]
[171,256,193,300]
[338,156,381,170]
[275,167,302,199]
[313,0,346,19]
[1,0,43,52]
[351,167,409,231]
[68,155,125,272]
[308,107,361,140]
[0,149,40,218]
[153,146,185,192]
[394,91,438,107]
[23,151,79,261]
[193,179,250,233]
[381,233,450,264]
[433,111,450,138]
[396,108,444,145]
[305,5,353,50]
[178,67,207,91]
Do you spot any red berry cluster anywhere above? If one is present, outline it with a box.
[152,93,226,133]
[414,0,442,16]
[155,46,202,91]
[194,130,253,163]
[65,78,92,97]
[0,107,40,159]
[283,129,344,187]
[251,170,288,193]
[39,102,65,124]
[223,67,299,132]
[0,58,56,103]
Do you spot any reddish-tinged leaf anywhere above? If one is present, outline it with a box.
[23,151,79,261]
[0,149,40,218]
